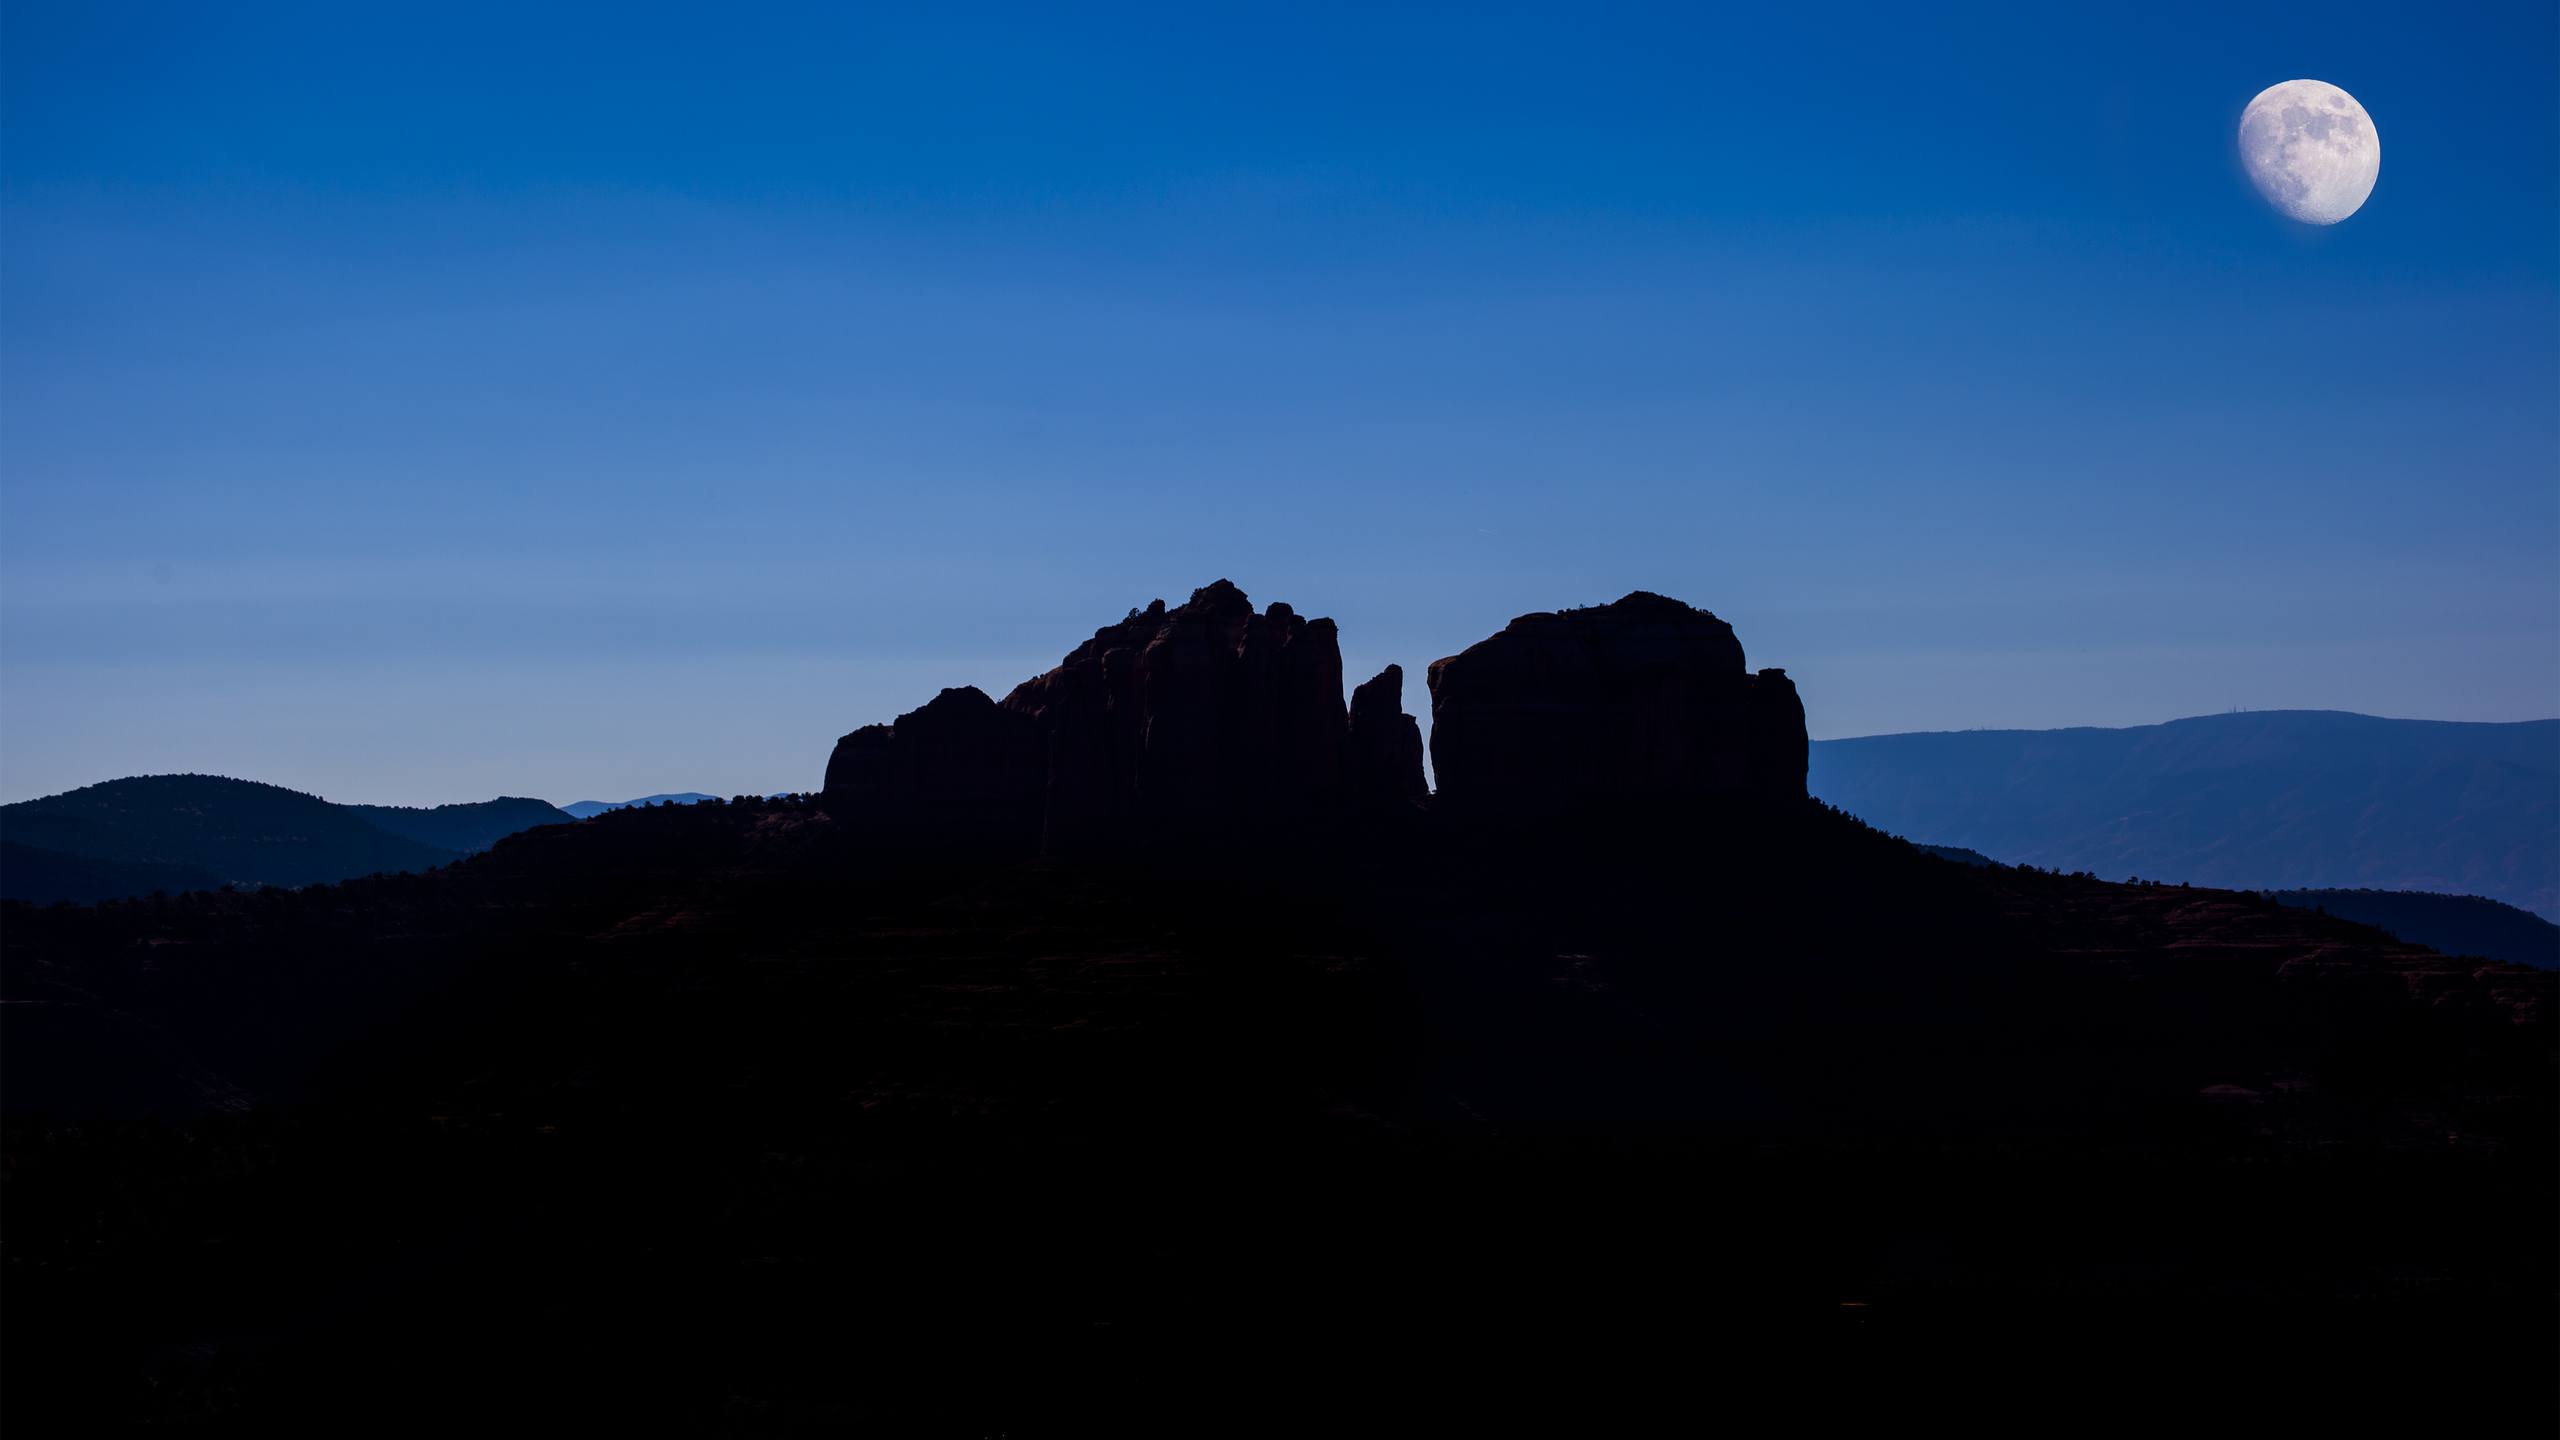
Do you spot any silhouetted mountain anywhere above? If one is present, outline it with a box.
[0,776,462,896]
[2264,888,2559,970]
[558,792,719,819]
[0,842,226,904]
[4,591,2551,1433]
[0,777,574,905]
[1810,711,2560,919]
[1917,842,1996,866]
[343,797,573,852]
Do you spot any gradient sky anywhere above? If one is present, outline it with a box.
[4,1,2555,805]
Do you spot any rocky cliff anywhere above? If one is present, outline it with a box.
[1346,664,1429,813]
[822,580,1426,849]
[821,686,1047,849]
[1425,591,1807,814]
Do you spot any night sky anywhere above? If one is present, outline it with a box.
[5,2,2552,803]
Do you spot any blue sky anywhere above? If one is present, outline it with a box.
[4,1,2554,804]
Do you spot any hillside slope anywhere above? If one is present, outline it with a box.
[2265,887,2558,970]
[1811,711,2559,918]
[4,794,2548,1433]
[0,842,228,904]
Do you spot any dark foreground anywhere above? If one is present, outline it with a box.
[6,797,2553,1433]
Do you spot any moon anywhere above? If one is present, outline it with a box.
[2239,80,2380,225]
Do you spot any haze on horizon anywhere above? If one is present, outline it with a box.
[4,1,2555,807]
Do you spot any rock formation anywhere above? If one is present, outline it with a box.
[823,581,1426,850]
[1001,580,1347,845]
[1346,664,1429,813]
[1425,591,1807,814]
[821,686,1045,849]
[823,583,1805,847]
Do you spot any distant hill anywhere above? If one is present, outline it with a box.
[560,793,719,819]
[0,775,460,893]
[345,797,575,852]
[0,776,571,904]
[2263,889,2559,971]
[1811,711,2559,920]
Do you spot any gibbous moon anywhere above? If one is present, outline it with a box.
[2239,80,2380,225]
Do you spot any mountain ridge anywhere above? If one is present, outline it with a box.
[1810,710,2559,918]
[559,793,720,820]
[1826,707,2555,740]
